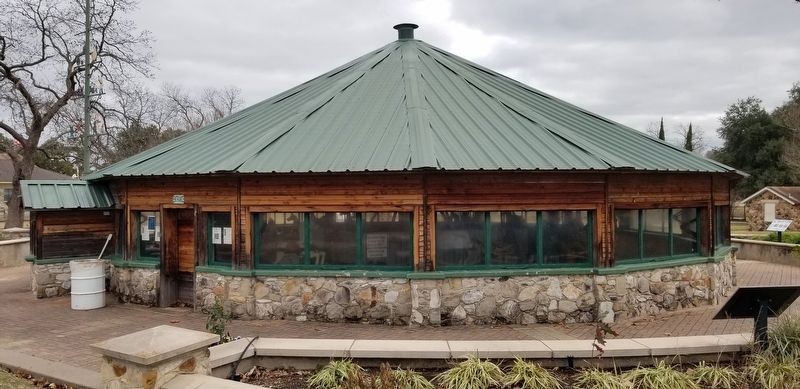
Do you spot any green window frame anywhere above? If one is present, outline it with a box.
[134,211,160,261]
[614,207,702,263]
[253,212,413,270]
[435,210,594,270]
[207,212,233,267]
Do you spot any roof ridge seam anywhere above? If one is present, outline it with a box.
[400,42,438,169]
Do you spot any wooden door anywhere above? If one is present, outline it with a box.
[159,207,196,307]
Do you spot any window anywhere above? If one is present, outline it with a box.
[136,211,160,260]
[614,208,701,262]
[714,206,731,247]
[436,210,592,269]
[253,212,412,269]
[207,212,232,265]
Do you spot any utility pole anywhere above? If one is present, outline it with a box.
[82,0,92,176]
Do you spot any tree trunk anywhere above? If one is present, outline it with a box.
[5,153,35,229]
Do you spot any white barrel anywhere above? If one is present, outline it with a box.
[69,259,106,310]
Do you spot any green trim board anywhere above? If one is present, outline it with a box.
[195,250,732,279]
[110,259,160,269]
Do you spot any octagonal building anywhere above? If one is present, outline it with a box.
[24,24,738,325]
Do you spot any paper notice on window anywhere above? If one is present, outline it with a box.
[154,226,161,242]
[365,233,388,259]
[141,226,150,241]
[212,227,222,244]
[222,227,232,245]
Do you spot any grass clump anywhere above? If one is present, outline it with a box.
[623,361,699,389]
[504,357,562,389]
[434,355,504,389]
[373,364,434,389]
[574,367,628,389]
[688,361,741,389]
[761,315,800,359]
[747,353,800,389]
[308,359,364,389]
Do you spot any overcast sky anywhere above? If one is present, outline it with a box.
[135,0,800,149]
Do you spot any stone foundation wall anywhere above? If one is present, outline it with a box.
[109,265,160,306]
[195,252,735,326]
[31,260,113,298]
[31,262,72,298]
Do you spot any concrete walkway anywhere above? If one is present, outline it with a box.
[0,260,798,372]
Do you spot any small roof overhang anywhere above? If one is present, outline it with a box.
[21,180,115,210]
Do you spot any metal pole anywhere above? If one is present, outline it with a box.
[755,301,770,351]
[82,0,92,176]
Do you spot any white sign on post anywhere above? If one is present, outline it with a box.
[767,219,793,232]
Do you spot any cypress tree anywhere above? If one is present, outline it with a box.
[658,117,665,140]
[684,123,694,151]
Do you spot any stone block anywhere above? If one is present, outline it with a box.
[254,338,353,358]
[448,340,551,359]
[349,340,450,359]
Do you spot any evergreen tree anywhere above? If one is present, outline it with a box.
[714,97,796,197]
[684,123,694,151]
[658,117,666,140]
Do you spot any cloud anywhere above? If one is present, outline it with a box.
[134,0,800,148]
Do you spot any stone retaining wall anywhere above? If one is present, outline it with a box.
[195,252,735,326]
[109,265,160,306]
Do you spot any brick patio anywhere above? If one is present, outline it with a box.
[0,260,798,370]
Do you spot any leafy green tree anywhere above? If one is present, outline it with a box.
[658,117,665,141]
[714,97,796,197]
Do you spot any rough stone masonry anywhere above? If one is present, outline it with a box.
[194,252,735,326]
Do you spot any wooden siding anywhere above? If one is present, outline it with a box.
[33,210,116,259]
[93,171,735,269]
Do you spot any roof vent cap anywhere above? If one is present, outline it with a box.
[394,23,419,40]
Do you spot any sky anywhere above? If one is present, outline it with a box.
[134,0,800,150]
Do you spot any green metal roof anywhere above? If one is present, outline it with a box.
[87,28,736,179]
[21,180,114,210]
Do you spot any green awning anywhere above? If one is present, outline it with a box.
[21,180,114,210]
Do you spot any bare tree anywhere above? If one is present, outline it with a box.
[674,123,706,154]
[162,83,243,131]
[0,0,152,227]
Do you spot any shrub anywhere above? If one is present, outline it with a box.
[434,355,504,389]
[203,296,232,343]
[760,232,800,244]
[308,359,364,389]
[504,357,562,389]
[688,361,741,389]
[747,353,800,389]
[574,367,628,389]
[623,361,699,389]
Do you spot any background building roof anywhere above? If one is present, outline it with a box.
[88,25,736,179]
[740,186,800,205]
[0,154,71,182]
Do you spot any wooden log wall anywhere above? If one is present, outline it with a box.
[33,210,116,259]
[111,171,733,270]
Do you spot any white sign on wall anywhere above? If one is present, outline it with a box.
[365,233,388,259]
[767,219,793,232]
[212,227,222,244]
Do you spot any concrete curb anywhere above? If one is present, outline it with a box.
[0,349,102,389]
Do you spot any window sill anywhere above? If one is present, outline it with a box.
[111,259,160,269]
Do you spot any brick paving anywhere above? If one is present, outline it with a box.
[0,260,798,370]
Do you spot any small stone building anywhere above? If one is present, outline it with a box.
[740,186,800,231]
[24,24,739,326]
